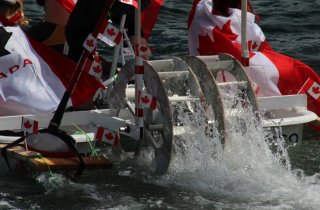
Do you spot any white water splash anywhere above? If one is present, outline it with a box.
[159,88,320,209]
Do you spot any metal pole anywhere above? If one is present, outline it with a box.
[135,0,144,140]
[241,0,249,67]
[105,14,126,97]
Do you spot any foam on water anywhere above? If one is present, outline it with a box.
[158,89,320,209]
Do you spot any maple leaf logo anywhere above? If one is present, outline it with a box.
[140,46,148,52]
[107,28,116,37]
[220,20,238,41]
[94,55,101,63]
[105,132,114,141]
[141,95,150,104]
[24,120,32,129]
[197,20,250,62]
[252,42,258,50]
[93,64,102,73]
[312,86,320,94]
[86,39,95,48]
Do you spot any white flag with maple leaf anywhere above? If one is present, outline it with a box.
[88,52,103,79]
[21,117,38,134]
[299,78,320,102]
[95,127,120,146]
[98,20,123,46]
[188,0,320,117]
[83,33,97,53]
[138,90,157,110]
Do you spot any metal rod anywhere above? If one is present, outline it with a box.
[134,0,144,140]
[241,0,249,67]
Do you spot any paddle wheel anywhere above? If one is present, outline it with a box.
[0,0,318,177]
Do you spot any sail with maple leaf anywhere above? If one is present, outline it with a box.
[188,0,320,117]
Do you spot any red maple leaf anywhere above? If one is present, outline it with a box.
[312,86,320,94]
[94,55,102,63]
[24,120,32,129]
[198,20,256,62]
[198,21,238,56]
[107,28,116,37]
[141,95,150,104]
[93,64,102,73]
[105,132,114,141]
[86,39,94,48]
[220,20,238,41]
[140,46,148,52]
[252,42,258,50]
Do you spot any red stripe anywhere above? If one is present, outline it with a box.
[114,31,123,45]
[135,44,140,56]
[95,127,105,141]
[303,78,315,93]
[241,57,249,67]
[33,121,38,134]
[150,97,157,110]
[98,19,109,34]
[135,108,144,117]
[135,65,144,74]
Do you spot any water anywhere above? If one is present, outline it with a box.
[1,0,320,209]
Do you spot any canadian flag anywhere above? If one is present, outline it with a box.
[83,33,97,53]
[188,0,320,116]
[98,20,123,46]
[88,52,103,79]
[95,127,120,146]
[299,78,320,102]
[138,90,157,110]
[0,21,103,116]
[118,0,138,9]
[136,44,152,57]
[21,117,38,134]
